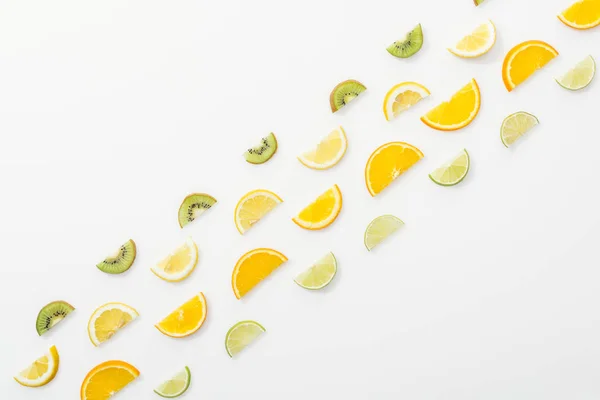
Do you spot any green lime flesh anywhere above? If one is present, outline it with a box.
[225,320,266,357]
[556,55,595,91]
[429,149,470,186]
[387,24,423,58]
[153,366,191,398]
[364,215,404,251]
[501,111,539,147]
[294,252,337,290]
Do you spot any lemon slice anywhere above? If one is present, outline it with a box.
[294,252,337,290]
[151,238,198,282]
[556,55,596,91]
[154,366,191,398]
[225,320,266,357]
[87,302,139,346]
[234,189,282,234]
[429,149,470,186]
[500,111,539,147]
[292,185,343,230]
[155,293,208,338]
[383,82,430,121]
[448,20,496,58]
[14,345,59,387]
[297,127,348,170]
[364,215,404,251]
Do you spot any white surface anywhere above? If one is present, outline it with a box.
[1,0,600,399]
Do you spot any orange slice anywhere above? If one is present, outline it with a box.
[155,293,207,338]
[80,360,139,400]
[365,142,423,196]
[421,79,480,131]
[292,185,343,230]
[231,248,288,299]
[558,0,600,29]
[502,40,559,92]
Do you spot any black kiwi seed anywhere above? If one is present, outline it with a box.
[36,300,75,336]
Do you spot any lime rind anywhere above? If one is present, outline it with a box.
[225,320,266,358]
[294,252,337,290]
[154,366,191,398]
[500,111,539,147]
[364,215,404,251]
[556,55,596,91]
[429,149,470,186]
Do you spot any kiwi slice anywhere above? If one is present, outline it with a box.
[96,239,136,274]
[329,80,367,113]
[178,193,217,227]
[387,24,424,58]
[36,300,75,336]
[244,132,278,164]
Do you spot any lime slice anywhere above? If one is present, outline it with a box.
[429,149,470,186]
[364,215,404,251]
[153,366,191,398]
[225,320,265,357]
[294,252,337,290]
[556,55,595,91]
[500,111,539,147]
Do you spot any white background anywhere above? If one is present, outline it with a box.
[1,0,600,398]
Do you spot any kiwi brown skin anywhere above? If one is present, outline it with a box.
[178,193,217,227]
[245,133,278,164]
[329,80,367,113]
[96,239,136,274]
[36,300,75,336]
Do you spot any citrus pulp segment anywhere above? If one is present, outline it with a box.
[150,237,198,282]
[429,149,470,186]
[421,79,480,131]
[155,293,208,338]
[225,320,266,357]
[87,302,139,347]
[14,345,59,387]
[234,189,283,234]
[232,248,288,299]
[556,55,596,90]
[80,360,139,400]
[558,0,600,29]
[500,112,539,147]
[292,185,343,230]
[383,82,430,121]
[294,252,337,290]
[297,126,348,170]
[364,142,423,196]
[502,40,559,92]
[447,20,496,58]
[153,366,191,398]
[364,215,404,251]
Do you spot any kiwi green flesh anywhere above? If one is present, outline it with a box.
[245,132,277,164]
[36,300,75,336]
[96,239,136,274]
[330,80,367,112]
[387,24,423,58]
[178,193,217,227]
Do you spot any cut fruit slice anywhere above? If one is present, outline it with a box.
[421,79,481,131]
[36,300,75,336]
[500,111,539,147]
[387,24,424,58]
[232,248,288,299]
[87,302,139,346]
[294,252,337,290]
[448,20,496,58]
[154,366,191,398]
[429,149,470,186]
[80,360,139,400]
[244,132,278,164]
[155,293,207,338]
[364,215,404,251]
[150,237,198,282]
[329,80,366,112]
[365,142,423,196]
[502,40,559,92]
[178,193,217,228]
[14,345,59,387]
[96,239,136,274]
[474,0,486,5]
[292,184,343,230]
[297,126,348,170]
[225,320,266,357]
[556,55,596,90]
[383,82,430,121]
[558,0,600,29]
[234,189,283,234]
